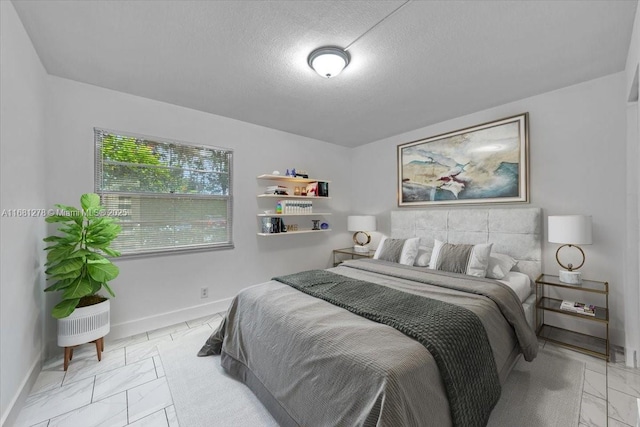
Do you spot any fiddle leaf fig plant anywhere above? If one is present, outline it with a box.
[44,193,121,319]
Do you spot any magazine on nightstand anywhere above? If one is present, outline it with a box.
[560,300,596,316]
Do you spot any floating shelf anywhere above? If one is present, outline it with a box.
[258,194,331,199]
[257,174,331,183]
[257,213,331,217]
[257,229,332,236]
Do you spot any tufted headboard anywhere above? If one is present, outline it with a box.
[390,207,542,282]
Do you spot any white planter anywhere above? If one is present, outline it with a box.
[57,299,110,347]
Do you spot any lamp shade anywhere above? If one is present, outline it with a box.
[347,215,376,232]
[548,215,592,245]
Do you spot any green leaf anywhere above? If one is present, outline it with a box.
[87,217,108,229]
[87,262,119,282]
[44,278,74,292]
[58,222,82,233]
[88,278,102,295]
[66,249,91,259]
[43,235,77,244]
[80,193,102,218]
[62,277,94,300]
[54,204,84,224]
[46,245,75,265]
[102,282,116,298]
[45,258,84,277]
[57,228,82,240]
[48,270,83,281]
[52,298,81,319]
[45,215,75,224]
[101,247,121,257]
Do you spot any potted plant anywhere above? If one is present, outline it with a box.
[44,193,121,368]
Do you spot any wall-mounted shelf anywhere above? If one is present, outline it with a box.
[257,229,332,237]
[258,194,331,199]
[257,174,332,237]
[257,174,331,184]
[257,213,331,217]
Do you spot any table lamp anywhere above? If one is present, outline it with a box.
[347,215,377,253]
[548,215,592,284]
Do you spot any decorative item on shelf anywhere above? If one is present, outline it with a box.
[306,182,318,196]
[265,185,288,195]
[347,215,377,253]
[262,217,272,234]
[301,187,307,196]
[560,300,596,316]
[294,187,301,196]
[321,222,329,230]
[276,200,283,214]
[312,220,321,230]
[291,168,296,177]
[288,224,298,232]
[272,170,280,175]
[318,182,329,197]
[285,169,291,176]
[295,170,309,178]
[548,215,592,284]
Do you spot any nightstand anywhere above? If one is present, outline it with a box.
[535,274,609,361]
[332,247,375,267]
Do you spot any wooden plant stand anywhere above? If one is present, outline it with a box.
[63,336,105,371]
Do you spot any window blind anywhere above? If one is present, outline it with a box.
[95,128,233,255]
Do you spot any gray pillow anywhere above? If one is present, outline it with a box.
[376,238,406,263]
[428,239,493,277]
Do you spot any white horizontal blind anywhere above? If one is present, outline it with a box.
[95,128,233,255]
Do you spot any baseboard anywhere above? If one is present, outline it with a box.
[1,349,43,427]
[108,297,233,341]
[625,346,638,369]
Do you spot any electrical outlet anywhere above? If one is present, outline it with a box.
[200,287,209,299]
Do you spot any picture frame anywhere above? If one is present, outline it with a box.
[397,113,529,206]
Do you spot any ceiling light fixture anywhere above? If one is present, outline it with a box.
[308,47,350,79]
[307,1,411,79]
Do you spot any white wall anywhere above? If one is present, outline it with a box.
[43,76,352,351]
[624,2,640,368]
[351,73,628,346]
[0,2,49,424]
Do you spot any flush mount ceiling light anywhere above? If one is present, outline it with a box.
[307,47,350,79]
[306,1,411,79]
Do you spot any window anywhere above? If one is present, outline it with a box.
[95,128,233,255]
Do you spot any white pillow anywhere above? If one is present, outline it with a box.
[413,246,432,267]
[486,253,518,280]
[428,239,493,277]
[400,238,420,266]
[496,271,531,302]
[373,237,420,266]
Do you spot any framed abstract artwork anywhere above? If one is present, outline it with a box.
[398,113,529,206]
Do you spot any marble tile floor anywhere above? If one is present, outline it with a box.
[12,313,640,427]
[13,314,223,427]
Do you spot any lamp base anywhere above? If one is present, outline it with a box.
[353,245,370,253]
[559,270,582,285]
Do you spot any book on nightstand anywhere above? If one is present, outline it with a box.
[560,300,596,316]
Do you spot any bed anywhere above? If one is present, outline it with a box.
[200,207,542,427]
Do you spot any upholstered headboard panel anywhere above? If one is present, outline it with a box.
[390,208,542,282]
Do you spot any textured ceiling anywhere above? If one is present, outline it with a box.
[12,0,638,147]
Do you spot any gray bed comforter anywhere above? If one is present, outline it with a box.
[200,259,538,427]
